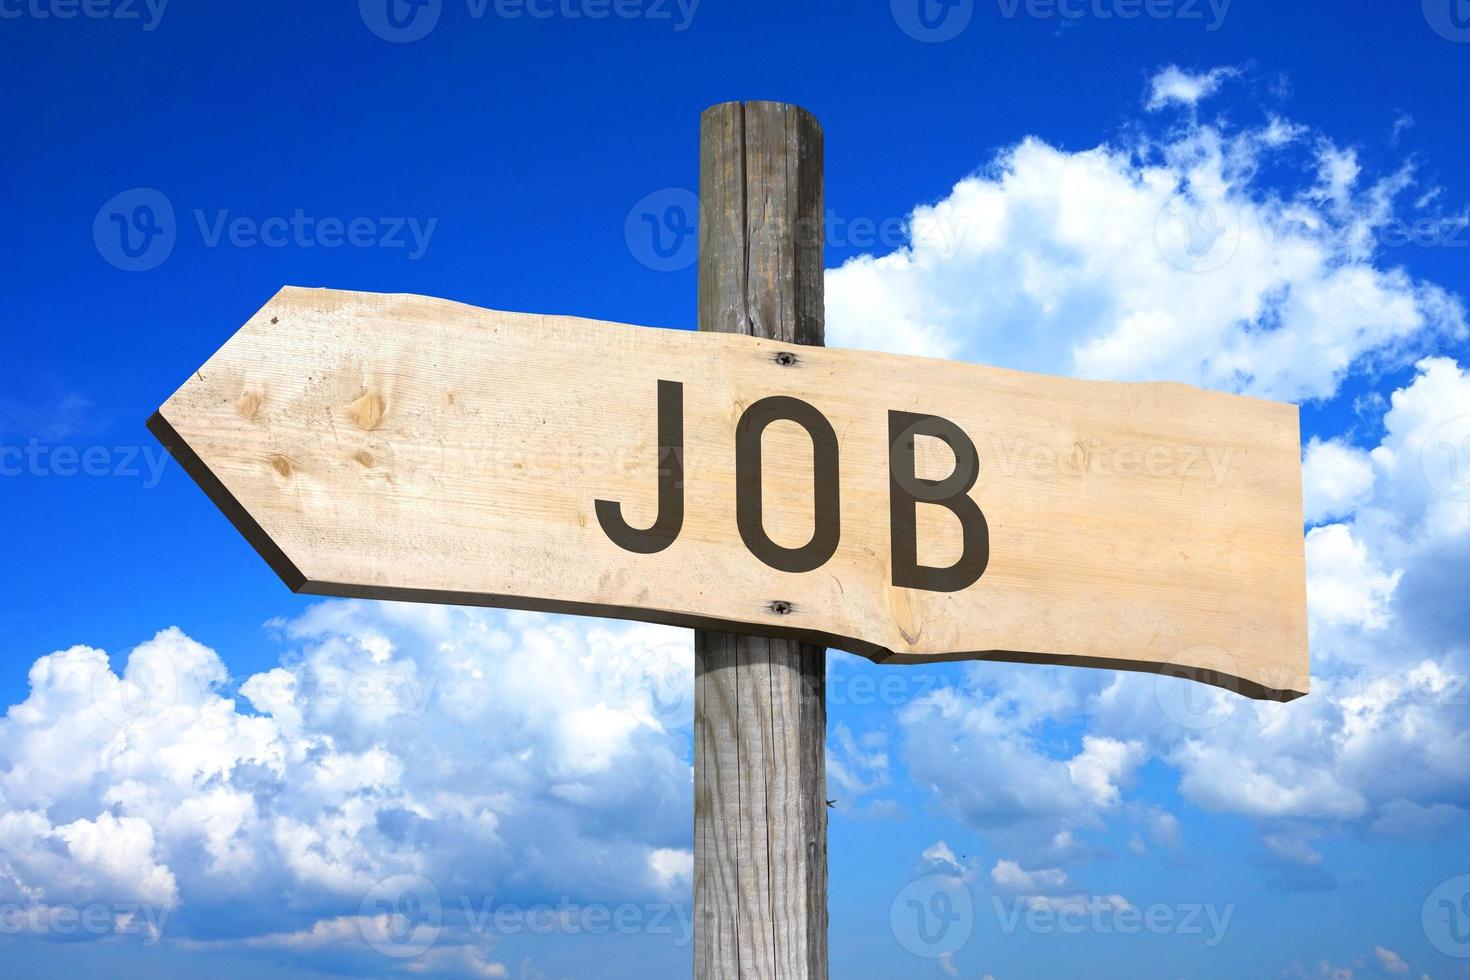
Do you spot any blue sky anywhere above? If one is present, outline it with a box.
[3,2,1470,977]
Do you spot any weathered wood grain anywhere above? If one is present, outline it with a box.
[693,101,829,980]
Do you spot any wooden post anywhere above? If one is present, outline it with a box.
[694,101,829,978]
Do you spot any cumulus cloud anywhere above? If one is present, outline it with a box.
[0,607,695,972]
[827,721,891,799]
[1303,438,1377,525]
[826,71,1464,401]
[989,859,1067,894]
[1065,736,1145,809]
[1368,799,1466,840]
[647,847,693,890]
[1022,893,1133,915]
[1304,523,1401,631]
[1262,833,1323,867]
[1373,945,1409,974]
[1144,808,1182,850]
[0,808,178,929]
[900,676,1145,848]
[1146,65,1239,111]
[921,841,966,876]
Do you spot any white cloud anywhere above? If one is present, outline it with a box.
[647,847,693,891]
[1146,808,1182,849]
[1065,736,1145,809]
[1304,523,1401,630]
[0,809,178,915]
[1262,833,1323,866]
[1373,946,1409,974]
[921,840,964,875]
[0,608,695,971]
[899,678,1150,856]
[1146,65,1238,111]
[827,80,1463,401]
[827,722,890,799]
[989,859,1067,894]
[1303,437,1377,525]
[1368,799,1466,840]
[1369,357,1470,542]
[181,914,509,978]
[1169,728,1369,821]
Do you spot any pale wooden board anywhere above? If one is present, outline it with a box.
[149,285,1309,700]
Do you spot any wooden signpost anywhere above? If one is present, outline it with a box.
[149,102,1309,978]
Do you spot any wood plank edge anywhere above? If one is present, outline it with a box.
[876,648,1308,702]
[266,286,1301,415]
[146,410,309,593]
[293,578,1307,702]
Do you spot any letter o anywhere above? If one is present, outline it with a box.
[735,396,840,573]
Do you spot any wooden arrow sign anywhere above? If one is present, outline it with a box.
[149,285,1308,700]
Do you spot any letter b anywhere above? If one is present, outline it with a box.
[889,411,988,592]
